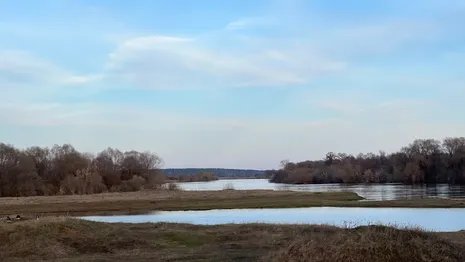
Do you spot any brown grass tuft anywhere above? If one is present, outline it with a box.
[267,225,464,262]
[0,218,149,261]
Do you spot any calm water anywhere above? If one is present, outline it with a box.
[177,179,465,201]
[79,180,465,231]
[81,207,465,232]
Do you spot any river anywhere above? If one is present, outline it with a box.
[81,207,465,232]
[80,179,465,231]
[176,179,465,201]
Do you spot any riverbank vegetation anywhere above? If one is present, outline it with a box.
[0,190,362,216]
[269,137,465,185]
[0,218,463,261]
[167,172,218,182]
[0,143,166,197]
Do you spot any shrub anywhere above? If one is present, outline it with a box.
[167,183,181,191]
[223,183,235,190]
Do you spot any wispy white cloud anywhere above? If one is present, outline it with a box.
[225,19,249,30]
[103,8,451,91]
[106,32,346,89]
[224,17,274,30]
[65,74,106,84]
[0,50,103,87]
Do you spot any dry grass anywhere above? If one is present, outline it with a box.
[0,190,360,205]
[0,190,362,216]
[267,225,465,262]
[2,189,465,218]
[0,219,463,262]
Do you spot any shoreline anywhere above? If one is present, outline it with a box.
[2,190,465,217]
[0,190,361,216]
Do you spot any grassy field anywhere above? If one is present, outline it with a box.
[0,218,464,262]
[2,190,465,261]
[0,190,363,216]
[2,189,465,217]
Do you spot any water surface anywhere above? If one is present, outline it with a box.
[177,179,465,200]
[82,207,465,232]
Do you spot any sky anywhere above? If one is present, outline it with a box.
[1,0,465,169]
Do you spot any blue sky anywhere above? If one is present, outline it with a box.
[1,0,464,169]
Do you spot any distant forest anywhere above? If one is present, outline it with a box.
[162,168,265,178]
[268,137,465,185]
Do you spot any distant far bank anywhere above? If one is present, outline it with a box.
[161,168,266,178]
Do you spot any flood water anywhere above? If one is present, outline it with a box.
[177,179,465,201]
[78,179,465,231]
[81,207,465,232]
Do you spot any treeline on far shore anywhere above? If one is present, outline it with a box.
[267,137,465,185]
[166,172,219,182]
[0,143,167,197]
[162,168,265,178]
[165,172,269,181]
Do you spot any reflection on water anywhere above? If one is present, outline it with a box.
[177,179,465,201]
[81,207,465,232]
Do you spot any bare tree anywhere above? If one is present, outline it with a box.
[443,137,465,156]
[24,146,51,176]
[0,143,19,171]
[0,142,167,196]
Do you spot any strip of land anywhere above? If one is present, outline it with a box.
[2,190,465,217]
[0,190,362,216]
[0,218,464,261]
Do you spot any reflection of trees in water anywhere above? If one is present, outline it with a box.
[388,184,465,200]
[446,184,465,198]
[270,181,465,200]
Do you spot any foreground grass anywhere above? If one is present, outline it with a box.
[0,218,464,262]
[0,190,362,216]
